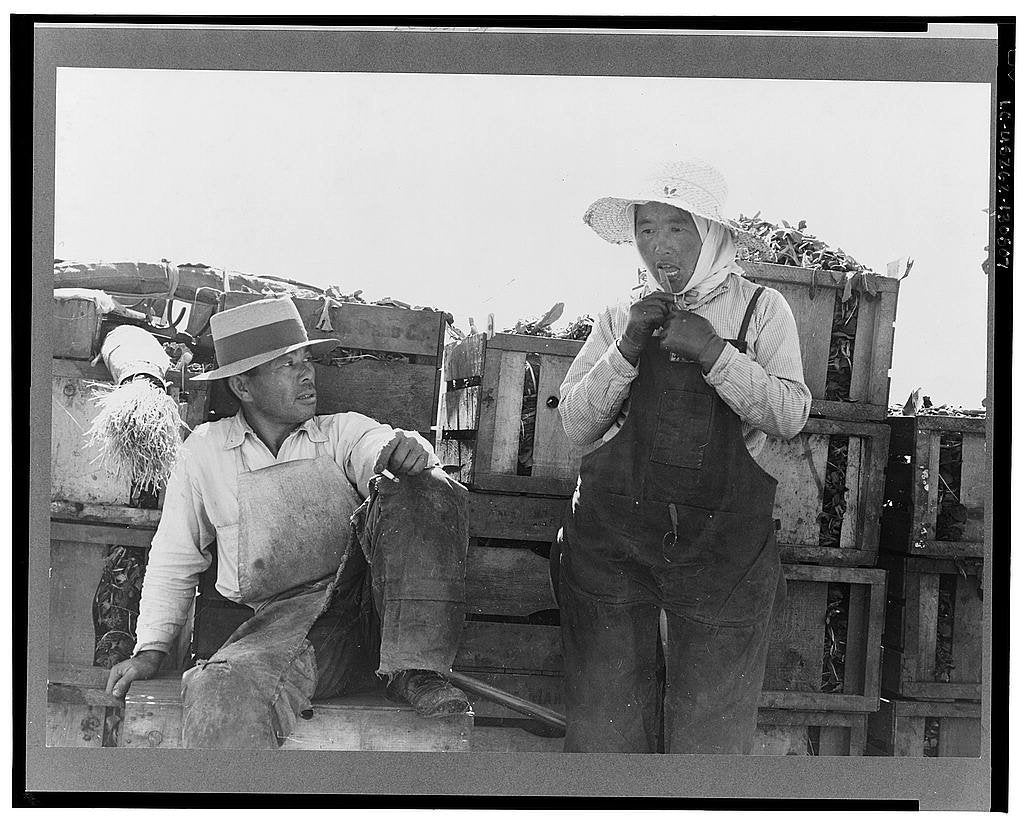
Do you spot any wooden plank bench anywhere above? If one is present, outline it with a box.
[118,677,472,751]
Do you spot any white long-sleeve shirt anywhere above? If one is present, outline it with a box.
[134,410,435,656]
[559,271,811,457]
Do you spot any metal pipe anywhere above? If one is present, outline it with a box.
[447,670,566,733]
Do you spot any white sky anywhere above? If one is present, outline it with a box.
[54,68,992,407]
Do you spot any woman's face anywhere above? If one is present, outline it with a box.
[634,201,702,293]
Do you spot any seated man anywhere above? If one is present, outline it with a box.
[106,296,471,748]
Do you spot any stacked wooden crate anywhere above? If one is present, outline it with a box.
[867,413,986,757]
[740,261,898,755]
[49,294,204,746]
[440,263,900,754]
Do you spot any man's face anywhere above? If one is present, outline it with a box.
[233,346,318,427]
[634,201,703,293]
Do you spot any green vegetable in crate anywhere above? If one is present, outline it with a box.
[85,325,188,495]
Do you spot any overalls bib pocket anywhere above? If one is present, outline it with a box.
[650,390,713,469]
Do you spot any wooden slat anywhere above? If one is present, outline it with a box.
[475,349,528,477]
[470,472,577,498]
[221,292,445,356]
[950,569,984,691]
[915,415,987,434]
[486,334,584,358]
[326,303,444,357]
[315,361,439,433]
[915,573,941,685]
[465,544,556,616]
[779,282,835,398]
[53,295,103,360]
[937,716,982,758]
[467,492,569,542]
[858,421,889,559]
[817,725,852,756]
[839,434,864,550]
[531,353,581,482]
[758,432,830,547]
[810,400,887,421]
[893,712,926,757]
[843,584,868,696]
[281,693,471,752]
[456,621,562,674]
[959,432,987,543]
[437,439,474,484]
[443,334,487,382]
[50,519,155,547]
[121,681,472,750]
[865,291,898,408]
[442,386,480,431]
[50,500,162,528]
[924,431,942,542]
[45,703,110,747]
[49,539,108,667]
[51,373,133,506]
[763,579,828,694]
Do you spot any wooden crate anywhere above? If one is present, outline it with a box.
[456,548,886,717]
[53,293,104,360]
[757,417,890,566]
[762,564,885,711]
[205,293,447,436]
[881,415,986,558]
[48,513,191,738]
[867,698,981,757]
[739,261,899,421]
[440,333,584,496]
[752,709,868,756]
[119,677,471,751]
[46,664,123,748]
[880,555,983,702]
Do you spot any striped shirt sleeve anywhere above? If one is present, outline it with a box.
[704,287,810,440]
[558,301,638,446]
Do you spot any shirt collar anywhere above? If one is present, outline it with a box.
[222,409,329,450]
[636,271,738,309]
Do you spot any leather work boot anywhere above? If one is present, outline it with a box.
[386,669,473,718]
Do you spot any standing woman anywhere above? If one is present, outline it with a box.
[556,160,811,753]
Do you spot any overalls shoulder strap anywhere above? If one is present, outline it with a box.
[733,286,766,354]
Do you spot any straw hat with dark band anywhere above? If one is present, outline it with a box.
[582,159,769,255]
[191,297,340,381]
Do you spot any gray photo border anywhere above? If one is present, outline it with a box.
[26,22,1002,808]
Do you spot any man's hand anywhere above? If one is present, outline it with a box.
[373,430,432,477]
[618,291,676,365]
[659,309,727,373]
[106,649,165,700]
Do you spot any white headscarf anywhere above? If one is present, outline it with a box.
[637,211,745,307]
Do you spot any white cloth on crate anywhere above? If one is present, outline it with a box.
[133,410,438,656]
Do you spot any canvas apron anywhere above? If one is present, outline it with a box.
[558,287,785,752]
[181,444,367,747]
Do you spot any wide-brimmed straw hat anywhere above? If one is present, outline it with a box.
[582,159,769,254]
[191,296,340,381]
